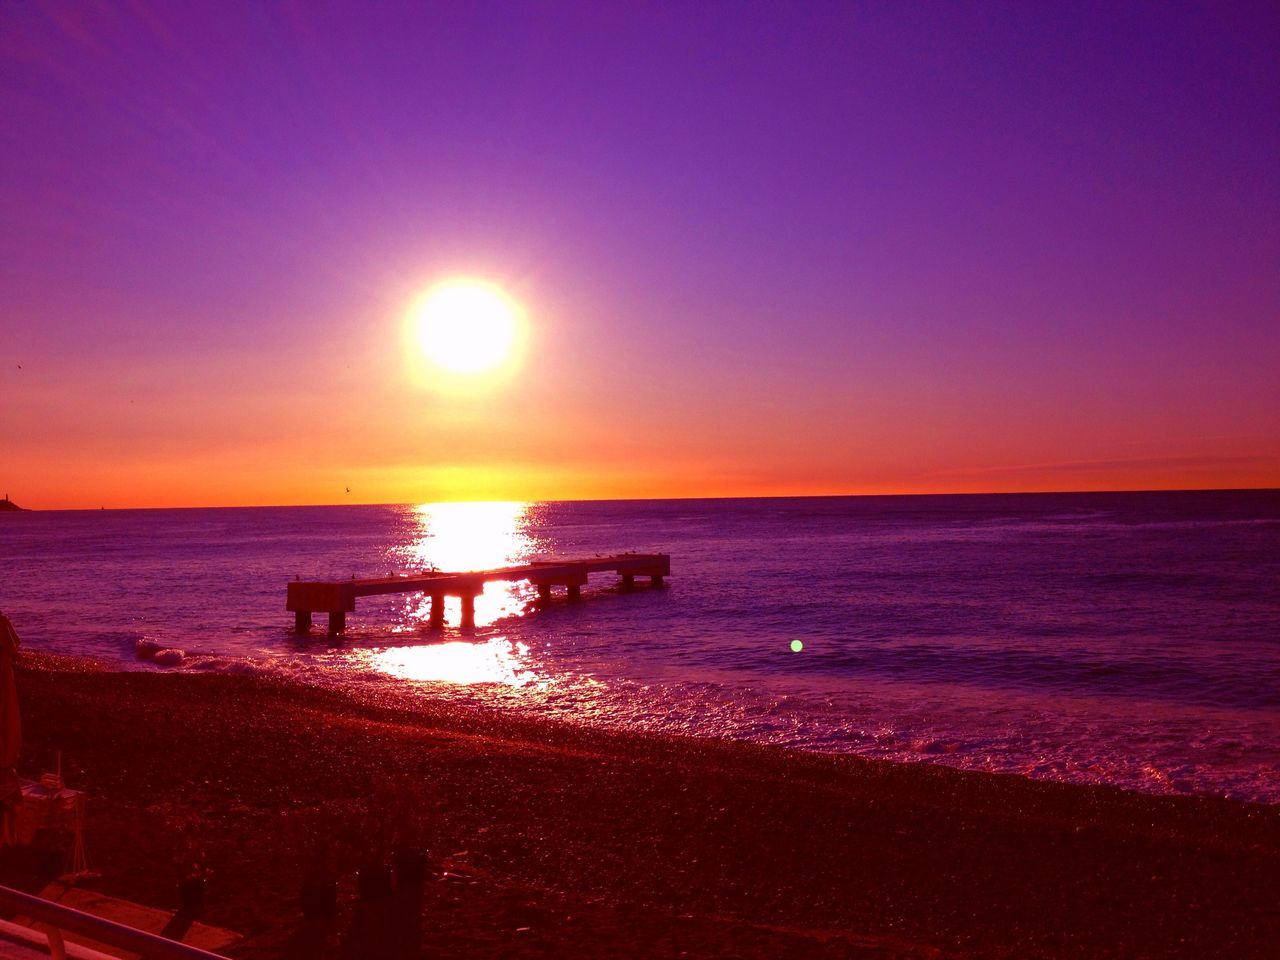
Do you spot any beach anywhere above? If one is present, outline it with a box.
[6,653,1277,959]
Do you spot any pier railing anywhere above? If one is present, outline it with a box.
[0,883,229,960]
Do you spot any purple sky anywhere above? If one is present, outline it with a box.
[2,1,1278,507]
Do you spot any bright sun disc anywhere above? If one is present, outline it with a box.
[412,280,521,374]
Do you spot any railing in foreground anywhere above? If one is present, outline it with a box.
[0,884,228,960]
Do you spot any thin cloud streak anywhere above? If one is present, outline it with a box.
[924,455,1280,482]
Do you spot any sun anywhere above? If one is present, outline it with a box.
[411,279,522,374]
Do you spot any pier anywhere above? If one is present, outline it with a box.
[286,553,670,634]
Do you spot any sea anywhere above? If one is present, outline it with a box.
[2,490,1278,803]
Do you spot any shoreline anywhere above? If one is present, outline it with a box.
[21,642,1278,806]
[6,652,1279,958]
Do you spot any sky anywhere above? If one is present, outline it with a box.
[2,1,1278,509]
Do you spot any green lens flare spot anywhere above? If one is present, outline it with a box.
[790,639,804,653]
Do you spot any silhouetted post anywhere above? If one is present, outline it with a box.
[328,611,346,635]
[460,593,476,630]
[429,594,444,628]
[294,610,312,633]
[620,573,635,590]
[651,574,664,587]
[537,584,551,601]
[567,585,582,601]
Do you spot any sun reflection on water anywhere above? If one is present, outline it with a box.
[367,638,538,686]
[394,501,542,629]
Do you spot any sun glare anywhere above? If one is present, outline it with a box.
[399,501,538,628]
[367,639,538,687]
[411,279,522,375]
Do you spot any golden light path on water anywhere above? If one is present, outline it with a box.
[364,501,545,687]
[370,639,539,686]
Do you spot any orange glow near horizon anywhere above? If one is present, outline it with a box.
[5,277,1278,512]
[7,460,1280,512]
[5,264,1277,510]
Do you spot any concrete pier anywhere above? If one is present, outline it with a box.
[286,554,670,634]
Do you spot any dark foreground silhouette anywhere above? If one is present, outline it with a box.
[7,654,1278,959]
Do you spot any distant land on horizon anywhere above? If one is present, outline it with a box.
[0,497,24,512]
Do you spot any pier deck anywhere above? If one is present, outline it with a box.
[286,553,670,634]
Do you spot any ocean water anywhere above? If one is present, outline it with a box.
[2,491,1278,803]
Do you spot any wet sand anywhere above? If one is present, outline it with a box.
[5,653,1278,959]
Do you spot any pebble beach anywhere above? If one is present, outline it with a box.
[7,652,1278,959]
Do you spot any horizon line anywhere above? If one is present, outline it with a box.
[8,484,1279,513]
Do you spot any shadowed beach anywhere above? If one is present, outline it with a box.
[7,653,1277,959]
